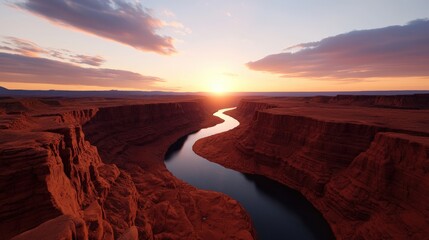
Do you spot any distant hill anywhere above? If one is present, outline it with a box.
[0,86,197,98]
[0,86,428,98]
[230,90,429,97]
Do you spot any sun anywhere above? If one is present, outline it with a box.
[210,81,227,94]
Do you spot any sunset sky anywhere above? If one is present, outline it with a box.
[0,0,428,92]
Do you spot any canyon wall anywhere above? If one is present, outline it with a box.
[309,93,429,109]
[194,96,429,239]
[0,98,255,240]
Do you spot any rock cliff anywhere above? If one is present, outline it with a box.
[0,97,255,240]
[194,96,429,239]
[318,94,429,109]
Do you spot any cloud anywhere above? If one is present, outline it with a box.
[1,36,46,57]
[69,55,105,67]
[162,9,175,18]
[247,19,429,80]
[15,0,176,54]
[161,21,192,35]
[0,52,163,89]
[1,36,105,66]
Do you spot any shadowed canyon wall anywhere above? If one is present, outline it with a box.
[0,97,255,240]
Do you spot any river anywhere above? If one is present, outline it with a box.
[165,107,334,240]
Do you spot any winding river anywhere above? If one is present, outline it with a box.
[165,108,334,240]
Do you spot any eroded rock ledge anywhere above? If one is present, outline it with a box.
[0,97,255,240]
[194,95,429,240]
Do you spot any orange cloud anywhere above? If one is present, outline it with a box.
[1,36,105,67]
[0,37,46,57]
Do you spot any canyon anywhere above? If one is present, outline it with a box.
[0,96,255,240]
[2,94,429,240]
[194,94,429,239]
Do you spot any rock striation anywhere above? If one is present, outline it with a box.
[194,95,429,240]
[0,97,255,240]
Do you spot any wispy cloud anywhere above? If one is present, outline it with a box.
[156,8,191,36]
[69,54,105,67]
[161,21,192,35]
[0,36,46,57]
[0,52,163,89]
[1,36,105,66]
[162,9,175,18]
[247,19,429,80]
[14,0,176,54]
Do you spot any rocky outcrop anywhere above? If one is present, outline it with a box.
[10,215,89,240]
[0,121,131,239]
[323,132,429,239]
[1,97,255,240]
[194,97,429,239]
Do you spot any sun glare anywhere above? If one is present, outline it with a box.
[211,81,227,94]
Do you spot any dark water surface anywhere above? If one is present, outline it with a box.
[165,108,335,240]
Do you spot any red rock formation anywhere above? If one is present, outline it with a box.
[0,113,133,239]
[0,97,255,240]
[194,96,429,240]
[10,215,89,240]
[324,132,429,239]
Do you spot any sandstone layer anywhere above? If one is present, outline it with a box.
[194,94,429,240]
[0,96,255,240]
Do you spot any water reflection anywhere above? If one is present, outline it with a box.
[164,134,190,161]
[165,108,334,240]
